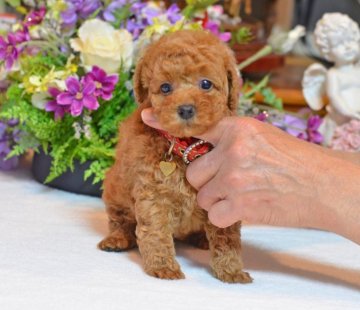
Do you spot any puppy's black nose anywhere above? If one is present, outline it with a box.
[177,104,196,120]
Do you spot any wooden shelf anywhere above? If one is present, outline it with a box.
[247,56,326,108]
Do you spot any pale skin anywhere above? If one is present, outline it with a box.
[141,108,360,245]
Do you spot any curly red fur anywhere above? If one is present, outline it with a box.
[99,30,252,283]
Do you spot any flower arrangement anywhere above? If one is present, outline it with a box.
[0,0,223,184]
[0,0,323,188]
[239,76,323,145]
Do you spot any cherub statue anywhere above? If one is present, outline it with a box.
[302,13,360,146]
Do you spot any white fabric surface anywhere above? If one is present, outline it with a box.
[0,164,360,310]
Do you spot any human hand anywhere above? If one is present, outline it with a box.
[142,108,360,243]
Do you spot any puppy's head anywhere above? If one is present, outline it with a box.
[134,30,240,137]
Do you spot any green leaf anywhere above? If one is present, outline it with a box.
[260,87,283,111]
[183,0,217,19]
[231,27,254,46]
[243,75,269,99]
[5,0,21,8]
[84,159,113,185]
[45,137,78,183]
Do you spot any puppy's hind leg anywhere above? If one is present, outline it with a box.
[98,203,137,252]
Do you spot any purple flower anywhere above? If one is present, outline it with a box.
[61,0,101,29]
[297,115,323,144]
[57,77,99,117]
[85,66,118,101]
[273,112,323,144]
[105,2,182,39]
[142,6,161,24]
[0,35,20,70]
[273,113,307,136]
[0,28,29,70]
[12,27,30,43]
[0,122,6,137]
[254,112,268,122]
[104,1,152,38]
[103,0,128,23]
[45,87,69,120]
[0,150,19,170]
[126,19,143,38]
[0,119,20,171]
[24,7,46,27]
[0,141,19,170]
[61,4,77,27]
[203,21,231,42]
[166,4,182,24]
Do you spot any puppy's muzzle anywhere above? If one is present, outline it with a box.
[177,104,196,120]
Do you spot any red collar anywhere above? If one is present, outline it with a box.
[157,129,213,164]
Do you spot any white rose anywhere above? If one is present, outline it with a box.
[70,19,134,74]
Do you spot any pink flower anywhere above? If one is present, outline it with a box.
[330,120,360,152]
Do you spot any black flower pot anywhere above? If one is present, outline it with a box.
[31,149,102,197]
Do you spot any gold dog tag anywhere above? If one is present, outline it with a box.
[160,138,176,176]
[159,161,176,176]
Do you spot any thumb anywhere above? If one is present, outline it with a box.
[141,108,163,130]
[194,116,237,146]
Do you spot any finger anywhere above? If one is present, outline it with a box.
[141,108,163,130]
[196,173,225,210]
[186,117,238,189]
[186,148,222,190]
[207,199,238,228]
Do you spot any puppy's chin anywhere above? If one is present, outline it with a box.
[156,115,219,138]
[163,123,208,138]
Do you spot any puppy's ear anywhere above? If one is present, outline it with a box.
[133,56,150,106]
[225,54,241,113]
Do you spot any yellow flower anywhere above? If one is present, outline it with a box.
[21,67,67,94]
[70,19,134,74]
[48,0,68,20]
[64,54,78,75]
[141,17,201,39]
[135,18,201,57]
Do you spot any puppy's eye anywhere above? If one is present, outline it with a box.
[199,79,213,91]
[160,83,172,94]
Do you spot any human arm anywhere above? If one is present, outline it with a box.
[141,108,360,244]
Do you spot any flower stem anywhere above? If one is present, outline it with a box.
[19,40,62,56]
[237,45,273,71]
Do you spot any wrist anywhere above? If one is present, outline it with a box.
[313,156,360,244]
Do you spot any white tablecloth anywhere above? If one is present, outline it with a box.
[1,164,360,310]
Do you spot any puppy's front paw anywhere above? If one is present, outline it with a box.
[98,234,136,252]
[147,267,185,280]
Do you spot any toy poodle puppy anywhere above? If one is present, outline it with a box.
[99,29,252,283]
